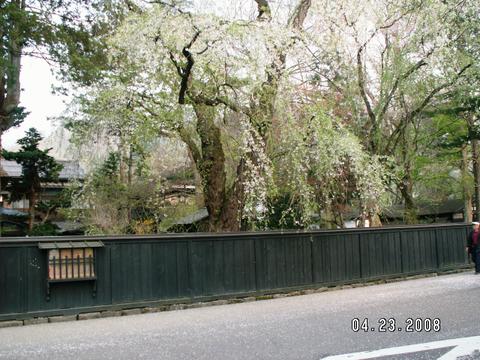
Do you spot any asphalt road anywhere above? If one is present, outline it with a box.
[1,272,480,360]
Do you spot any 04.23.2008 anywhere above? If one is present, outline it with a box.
[351,317,441,333]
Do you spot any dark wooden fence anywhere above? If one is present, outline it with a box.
[0,223,471,321]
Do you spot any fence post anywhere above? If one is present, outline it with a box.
[186,239,193,297]
[435,228,441,271]
[357,233,362,280]
[399,230,404,274]
[309,233,314,285]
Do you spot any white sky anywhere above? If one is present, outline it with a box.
[3,56,67,150]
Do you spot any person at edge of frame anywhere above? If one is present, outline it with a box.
[466,221,480,274]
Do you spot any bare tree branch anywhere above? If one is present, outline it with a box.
[377,50,433,121]
[192,93,251,117]
[178,126,202,166]
[409,63,472,119]
[177,31,201,104]
[386,63,473,153]
[288,0,311,30]
[168,52,184,77]
[357,47,376,126]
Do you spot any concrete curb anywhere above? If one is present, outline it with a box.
[0,320,23,328]
[48,315,78,323]
[121,308,142,316]
[0,267,473,328]
[100,310,122,318]
[23,318,48,326]
[78,312,101,321]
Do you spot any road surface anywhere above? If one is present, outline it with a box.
[1,272,479,359]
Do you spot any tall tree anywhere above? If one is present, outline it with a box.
[101,0,313,231]
[0,0,130,151]
[2,128,62,229]
[308,0,476,223]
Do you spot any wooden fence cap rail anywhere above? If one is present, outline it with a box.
[38,241,104,249]
[0,222,470,245]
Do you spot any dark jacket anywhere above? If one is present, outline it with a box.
[467,230,479,251]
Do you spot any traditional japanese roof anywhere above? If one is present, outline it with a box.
[0,207,28,218]
[342,199,465,221]
[0,159,85,181]
[382,199,465,219]
[174,207,209,225]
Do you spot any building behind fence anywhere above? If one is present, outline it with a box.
[0,223,470,321]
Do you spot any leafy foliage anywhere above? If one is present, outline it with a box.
[273,106,391,227]
[68,151,189,235]
[28,222,60,236]
[2,128,63,229]
[53,0,480,230]
[0,0,130,140]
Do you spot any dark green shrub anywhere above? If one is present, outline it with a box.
[29,222,60,236]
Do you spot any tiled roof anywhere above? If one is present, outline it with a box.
[0,159,85,180]
[0,207,28,217]
[174,207,209,225]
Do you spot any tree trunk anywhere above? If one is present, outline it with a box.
[321,204,337,229]
[28,189,36,231]
[127,144,133,186]
[219,158,246,231]
[401,188,416,224]
[471,138,480,221]
[193,104,232,232]
[0,1,23,139]
[180,110,246,232]
[398,128,417,224]
[118,137,127,184]
[461,145,473,222]
[252,0,311,142]
[368,212,383,227]
[182,147,204,207]
[400,164,416,224]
